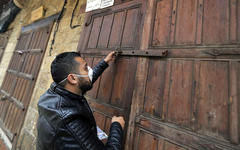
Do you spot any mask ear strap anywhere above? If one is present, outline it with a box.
[58,77,67,85]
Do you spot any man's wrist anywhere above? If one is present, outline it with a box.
[103,58,109,64]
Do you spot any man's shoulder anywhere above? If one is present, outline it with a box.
[38,89,61,108]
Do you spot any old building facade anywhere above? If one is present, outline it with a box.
[0,0,239,150]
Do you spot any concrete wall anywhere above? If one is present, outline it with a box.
[0,0,87,149]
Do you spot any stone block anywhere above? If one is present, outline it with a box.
[17,131,36,150]
[22,107,38,135]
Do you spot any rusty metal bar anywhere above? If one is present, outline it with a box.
[7,69,34,80]
[81,49,168,57]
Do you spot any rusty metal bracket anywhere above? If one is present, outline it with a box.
[81,49,168,57]
[115,49,168,57]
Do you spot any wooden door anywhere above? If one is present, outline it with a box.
[0,22,52,148]
[128,0,240,150]
[78,0,240,149]
[78,0,144,146]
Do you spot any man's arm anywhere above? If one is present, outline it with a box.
[91,51,116,84]
[64,116,123,150]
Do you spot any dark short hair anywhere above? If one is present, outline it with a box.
[51,52,81,84]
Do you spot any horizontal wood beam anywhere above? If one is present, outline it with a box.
[136,115,240,150]
[7,69,34,80]
[14,48,43,55]
[0,90,25,110]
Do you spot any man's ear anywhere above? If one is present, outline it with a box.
[67,74,78,85]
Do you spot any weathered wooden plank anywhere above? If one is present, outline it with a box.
[122,8,140,48]
[238,0,240,42]
[152,0,172,46]
[144,59,166,117]
[230,0,237,43]
[196,0,203,44]
[191,60,200,130]
[137,130,157,150]
[196,61,229,139]
[166,60,193,128]
[108,11,126,48]
[7,69,34,80]
[88,17,103,49]
[162,60,172,120]
[175,0,197,45]
[125,57,149,150]
[203,0,229,44]
[97,61,115,103]
[97,14,114,48]
[229,61,239,144]
[169,0,178,45]
[137,115,240,150]
[110,57,137,108]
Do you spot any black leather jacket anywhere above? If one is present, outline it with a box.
[37,60,123,150]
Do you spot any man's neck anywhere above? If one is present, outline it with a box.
[64,84,83,96]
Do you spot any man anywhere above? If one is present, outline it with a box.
[37,51,125,150]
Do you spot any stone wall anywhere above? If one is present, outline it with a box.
[0,0,87,149]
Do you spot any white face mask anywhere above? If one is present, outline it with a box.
[87,66,93,82]
[58,66,93,84]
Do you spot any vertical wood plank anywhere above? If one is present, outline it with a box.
[175,0,197,45]
[162,60,172,120]
[196,0,203,44]
[237,0,240,41]
[125,58,149,150]
[196,61,229,139]
[202,0,229,44]
[169,0,178,44]
[166,60,193,128]
[140,0,154,50]
[230,0,237,43]
[144,59,166,117]
[137,131,157,150]
[97,61,115,103]
[122,8,139,48]
[108,11,125,48]
[191,60,200,130]
[229,61,239,144]
[87,17,103,49]
[151,0,172,46]
[98,14,114,48]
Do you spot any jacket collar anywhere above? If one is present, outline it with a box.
[50,82,84,101]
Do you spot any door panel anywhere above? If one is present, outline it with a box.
[202,0,229,44]
[0,23,52,148]
[78,0,240,149]
[78,0,144,53]
[151,0,238,47]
